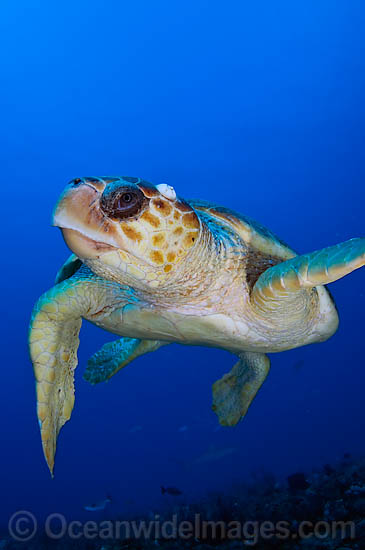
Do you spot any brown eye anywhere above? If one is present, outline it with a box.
[115,192,138,212]
[100,185,147,219]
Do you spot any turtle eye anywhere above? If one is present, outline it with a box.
[119,192,133,205]
[100,186,147,219]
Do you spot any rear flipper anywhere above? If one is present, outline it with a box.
[212,352,270,426]
[84,338,167,384]
[252,238,365,312]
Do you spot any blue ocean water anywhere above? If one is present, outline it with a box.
[1,0,364,538]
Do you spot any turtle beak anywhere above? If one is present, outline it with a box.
[53,178,120,259]
[52,178,102,228]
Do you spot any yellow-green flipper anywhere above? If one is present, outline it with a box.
[29,269,137,475]
[252,238,365,313]
[212,352,270,426]
[29,278,91,476]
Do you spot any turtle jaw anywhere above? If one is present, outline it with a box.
[60,228,118,259]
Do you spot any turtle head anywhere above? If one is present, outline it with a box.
[53,177,201,287]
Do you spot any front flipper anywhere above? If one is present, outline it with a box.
[252,238,365,312]
[212,352,270,426]
[84,338,167,384]
[29,272,123,475]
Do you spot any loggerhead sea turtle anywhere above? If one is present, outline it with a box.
[29,176,365,475]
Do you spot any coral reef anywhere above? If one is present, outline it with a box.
[1,455,364,549]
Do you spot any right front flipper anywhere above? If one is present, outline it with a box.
[84,338,167,384]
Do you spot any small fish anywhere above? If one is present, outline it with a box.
[84,496,111,512]
[161,486,183,496]
[192,446,236,465]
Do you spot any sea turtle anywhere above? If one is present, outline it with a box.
[29,176,365,475]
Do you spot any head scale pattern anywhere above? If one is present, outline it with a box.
[53,176,201,288]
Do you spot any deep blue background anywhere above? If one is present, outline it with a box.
[1,0,364,526]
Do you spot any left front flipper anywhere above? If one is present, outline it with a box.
[212,352,270,426]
